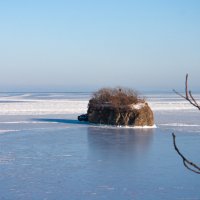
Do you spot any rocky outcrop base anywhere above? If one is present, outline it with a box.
[87,103,154,126]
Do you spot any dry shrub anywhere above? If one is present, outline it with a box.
[89,87,144,108]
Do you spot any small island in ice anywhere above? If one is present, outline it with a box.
[78,87,154,127]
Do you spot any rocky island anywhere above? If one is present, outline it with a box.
[78,87,154,127]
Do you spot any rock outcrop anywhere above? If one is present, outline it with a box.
[78,87,154,126]
[87,102,154,126]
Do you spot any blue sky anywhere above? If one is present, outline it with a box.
[0,0,200,92]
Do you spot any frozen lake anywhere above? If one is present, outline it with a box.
[0,92,200,200]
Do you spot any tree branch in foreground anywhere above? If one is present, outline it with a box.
[173,74,200,110]
[172,133,200,174]
[172,74,200,174]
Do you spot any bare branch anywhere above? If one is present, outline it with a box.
[172,74,200,174]
[172,133,200,174]
[189,91,200,108]
[173,74,200,110]
[185,73,189,100]
[173,89,187,100]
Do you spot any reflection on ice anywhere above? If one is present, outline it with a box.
[87,127,154,161]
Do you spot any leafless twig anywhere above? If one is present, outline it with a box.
[173,74,200,110]
[172,74,200,174]
[172,133,200,174]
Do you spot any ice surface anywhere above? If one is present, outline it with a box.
[0,92,200,200]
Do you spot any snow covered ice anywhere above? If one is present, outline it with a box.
[0,92,200,200]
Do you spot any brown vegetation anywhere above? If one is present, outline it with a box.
[86,87,154,126]
[88,87,144,109]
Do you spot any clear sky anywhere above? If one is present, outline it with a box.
[0,0,200,92]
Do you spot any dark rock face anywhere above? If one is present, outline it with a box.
[87,102,154,126]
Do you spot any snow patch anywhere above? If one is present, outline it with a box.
[0,130,19,134]
[160,123,200,127]
[130,103,145,110]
